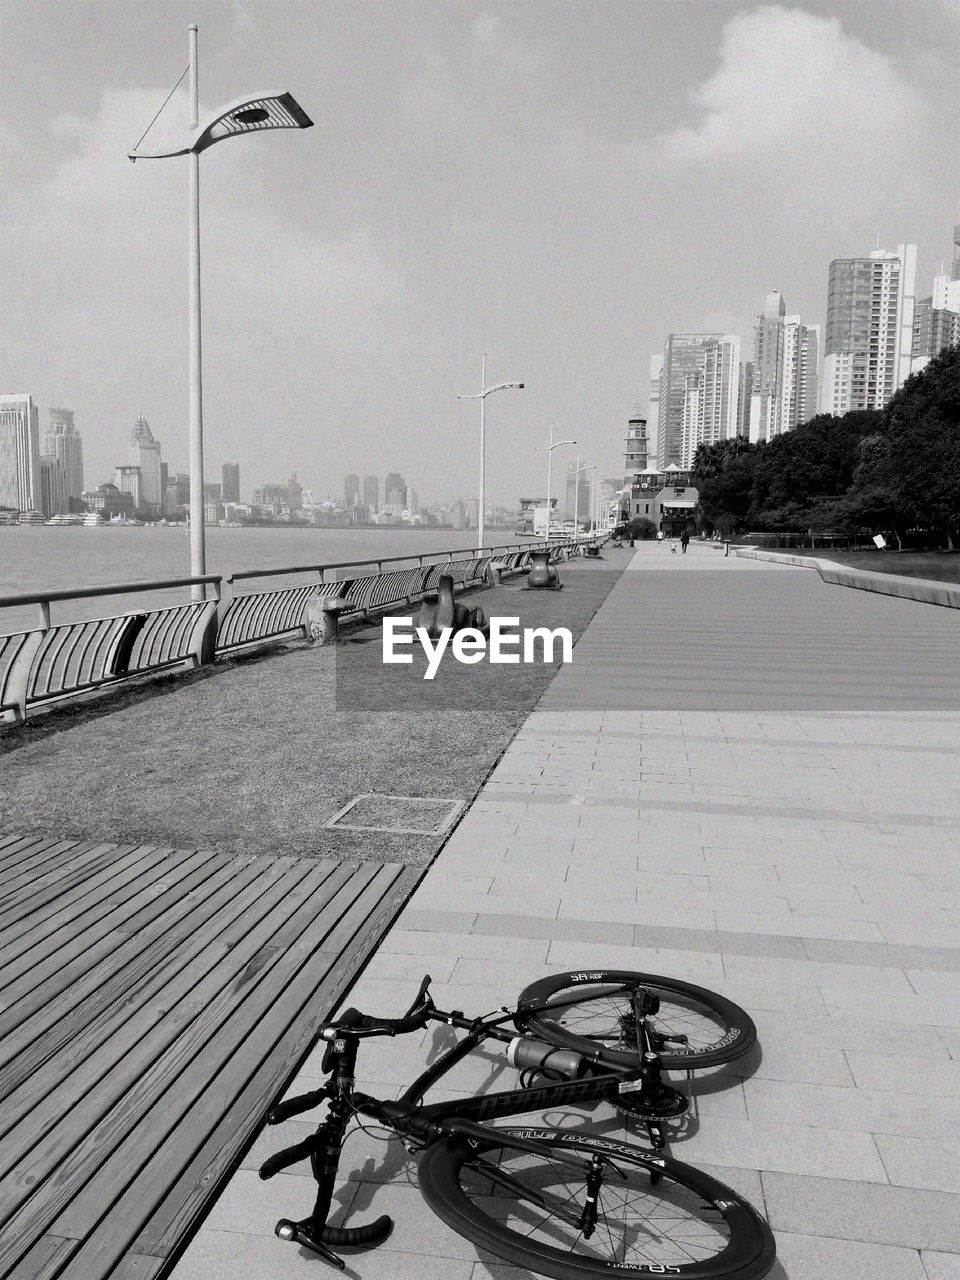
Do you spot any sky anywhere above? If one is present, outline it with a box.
[2,0,960,508]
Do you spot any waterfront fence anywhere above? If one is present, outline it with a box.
[0,539,588,722]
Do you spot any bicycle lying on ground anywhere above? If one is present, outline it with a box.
[261,968,776,1279]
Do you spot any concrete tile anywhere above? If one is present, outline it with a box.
[745,1079,947,1138]
[876,1136,960,1194]
[772,1230,927,1279]
[763,1170,960,1252]
[674,1115,887,1180]
[922,1251,960,1278]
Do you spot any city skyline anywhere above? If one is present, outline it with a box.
[3,2,959,510]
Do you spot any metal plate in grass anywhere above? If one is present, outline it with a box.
[325,793,463,835]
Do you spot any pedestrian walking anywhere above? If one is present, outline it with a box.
[656,528,664,548]
[680,528,690,554]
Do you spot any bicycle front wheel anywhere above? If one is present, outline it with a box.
[517,971,756,1071]
[418,1127,775,1279]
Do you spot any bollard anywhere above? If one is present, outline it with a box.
[306,595,350,645]
[723,541,730,557]
[525,549,563,590]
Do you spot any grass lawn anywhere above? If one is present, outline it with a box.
[789,548,960,583]
[0,559,625,865]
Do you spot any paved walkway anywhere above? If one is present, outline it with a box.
[173,541,960,1280]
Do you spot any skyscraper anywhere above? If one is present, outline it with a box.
[953,197,960,283]
[0,394,41,512]
[384,472,406,511]
[678,335,741,468]
[344,474,360,508]
[363,474,379,512]
[130,414,163,509]
[287,473,303,512]
[820,244,917,415]
[222,462,240,503]
[45,408,84,502]
[656,335,738,469]
[748,292,819,442]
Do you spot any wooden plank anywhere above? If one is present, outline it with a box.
[0,843,127,922]
[2,1233,77,1280]
[132,864,419,1261]
[0,855,287,1112]
[0,849,227,1049]
[0,844,182,963]
[64,864,415,1275]
[0,838,86,886]
[0,860,357,1271]
[0,833,63,867]
[0,831,28,853]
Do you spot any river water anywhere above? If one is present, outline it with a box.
[0,526,522,632]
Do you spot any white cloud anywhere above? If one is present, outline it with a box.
[657,4,922,162]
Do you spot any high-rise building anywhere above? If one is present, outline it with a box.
[408,487,419,514]
[45,408,84,502]
[465,497,479,528]
[384,472,406,511]
[656,335,737,468]
[130,414,163,509]
[0,394,41,512]
[363,474,379,512]
[222,462,240,503]
[737,363,753,437]
[344,474,360,508]
[165,473,190,515]
[115,464,143,509]
[912,296,960,374]
[287,473,303,512]
[953,197,960,282]
[39,457,68,516]
[672,336,740,468]
[648,356,664,465]
[820,244,917,415]
[748,293,819,442]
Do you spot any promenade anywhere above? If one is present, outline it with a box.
[175,541,960,1280]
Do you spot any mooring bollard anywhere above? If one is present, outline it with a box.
[417,574,487,638]
[526,549,563,590]
[306,595,350,645]
[723,540,730,557]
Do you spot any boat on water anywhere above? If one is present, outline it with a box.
[44,513,85,526]
[17,510,45,525]
[82,511,107,527]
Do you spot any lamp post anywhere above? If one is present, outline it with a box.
[129,25,313,597]
[544,424,577,542]
[457,355,524,551]
[573,460,595,539]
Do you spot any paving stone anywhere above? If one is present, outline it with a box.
[763,1171,960,1251]
[922,1251,960,1278]
[772,1230,927,1279]
[876,1135,960,1194]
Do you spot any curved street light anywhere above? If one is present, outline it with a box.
[458,354,524,551]
[544,425,577,542]
[128,26,313,598]
[573,460,596,538]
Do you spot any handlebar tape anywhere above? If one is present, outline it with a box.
[259,1135,316,1179]
[266,1087,327,1124]
[319,1214,394,1247]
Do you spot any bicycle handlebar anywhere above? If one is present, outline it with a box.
[327,974,434,1038]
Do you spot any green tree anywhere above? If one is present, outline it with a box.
[691,437,759,533]
[875,345,960,546]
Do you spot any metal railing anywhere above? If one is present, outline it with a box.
[0,538,593,723]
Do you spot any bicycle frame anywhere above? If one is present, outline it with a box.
[265,979,683,1269]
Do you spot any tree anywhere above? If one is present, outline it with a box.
[691,437,759,533]
[876,345,960,546]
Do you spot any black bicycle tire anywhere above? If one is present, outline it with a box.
[516,970,756,1070]
[418,1127,776,1279]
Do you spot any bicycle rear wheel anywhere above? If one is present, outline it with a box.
[418,1127,775,1279]
[517,971,755,1071]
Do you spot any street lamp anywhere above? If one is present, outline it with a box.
[544,424,577,542]
[457,354,524,551]
[573,460,596,538]
[129,25,313,598]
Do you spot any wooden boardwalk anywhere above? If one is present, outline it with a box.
[0,831,416,1280]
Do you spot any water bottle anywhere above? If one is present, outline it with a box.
[506,1036,587,1079]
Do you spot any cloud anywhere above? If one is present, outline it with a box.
[656,4,922,162]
